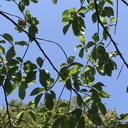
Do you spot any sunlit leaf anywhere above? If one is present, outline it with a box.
[78,6,87,13]
[120,113,128,120]
[16,111,24,125]
[28,110,36,121]
[0,45,5,54]
[99,91,110,98]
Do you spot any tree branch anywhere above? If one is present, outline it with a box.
[94,0,128,69]
[0,11,90,110]
[2,85,13,127]
[121,0,128,6]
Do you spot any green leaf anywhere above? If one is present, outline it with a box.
[52,0,58,4]
[0,40,6,44]
[91,101,98,114]
[53,115,64,128]
[77,116,85,128]
[16,111,24,125]
[69,65,79,76]
[67,56,75,63]
[31,0,38,3]
[92,33,99,42]
[23,0,30,6]
[45,93,54,110]
[6,59,19,66]
[0,45,5,54]
[50,90,56,99]
[26,71,37,83]
[63,24,71,35]
[0,75,4,86]
[28,110,36,121]
[99,91,110,98]
[86,41,94,49]
[36,57,44,67]
[72,18,79,36]
[93,82,105,91]
[72,108,82,124]
[110,17,116,24]
[29,25,38,41]
[6,46,16,61]
[106,0,113,5]
[25,10,31,21]
[18,1,25,12]
[79,48,84,58]
[91,46,97,61]
[79,34,85,44]
[98,102,107,115]
[3,33,13,43]
[39,69,50,88]
[120,113,128,120]
[18,85,26,100]
[87,110,102,125]
[76,94,83,107]
[16,70,22,82]
[62,10,71,18]
[58,103,69,108]
[31,16,39,25]
[15,41,28,46]
[30,87,43,96]
[24,61,37,73]
[84,97,91,104]
[101,17,107,24]
[34,93,43,107]
[4,78,16,95]
[92,12,97,23]
[78,6,87,13]
[104,7,114,16]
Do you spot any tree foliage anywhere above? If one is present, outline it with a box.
[0,0,128,127]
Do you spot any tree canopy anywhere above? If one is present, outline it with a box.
[0,0,128,127]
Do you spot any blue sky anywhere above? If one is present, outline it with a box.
[0,0,128,115]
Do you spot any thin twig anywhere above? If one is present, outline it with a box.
[0,11,90,110]
[0,11,23,20]
[36,37,68,61]
[21,40,30,63]
[94,0,128,69]
[116,63,124,79]
[2,85,13,127]
[114,0,118,34]
[121,0,128,6]
[55,85,65,110]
